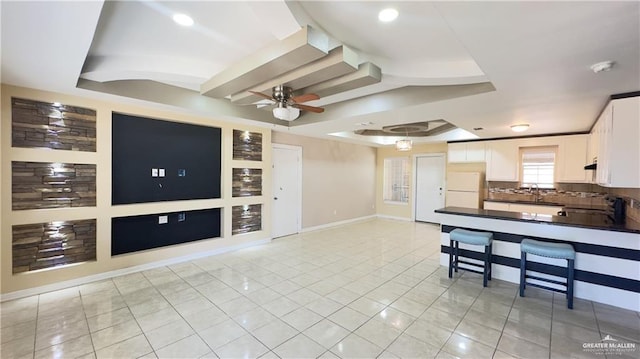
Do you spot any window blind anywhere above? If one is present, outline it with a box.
[521,147,556,188]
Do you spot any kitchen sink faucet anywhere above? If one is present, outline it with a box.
[529,184,542,202]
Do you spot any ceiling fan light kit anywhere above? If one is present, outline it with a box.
[272,103,300,121]
[251,85,324,121]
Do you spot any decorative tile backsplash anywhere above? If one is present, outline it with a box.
[488,181,640,222]
[232,204,262,235]
[232,168,262,197]
[233,130,262,161]
[12,97,97,152]
[12,219,97,273]
[12,161,97,210]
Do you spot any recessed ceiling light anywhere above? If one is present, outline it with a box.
[173,13,194,27]
[510,124,529,132]
[378,8,399,22]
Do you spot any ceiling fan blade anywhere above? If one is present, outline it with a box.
[249,91,274,101]
[290,93,319,103]
[292,103,324,113]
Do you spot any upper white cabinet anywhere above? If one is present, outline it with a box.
[593,97,640,188]
[447,143,467,162]
[447,142,485,163]
[486,140,519,181]
[557,135,588,183]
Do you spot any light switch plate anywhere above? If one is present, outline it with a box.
[158,215,168,224]
[152,168,158,177]
[159,168,165,177]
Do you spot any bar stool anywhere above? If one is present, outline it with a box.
[520,238,576,309]
[448,228,493,287]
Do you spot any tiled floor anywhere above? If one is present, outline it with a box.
[1,219,639,359]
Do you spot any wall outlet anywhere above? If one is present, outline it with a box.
[178,213,186,222]
[158,215,168,224]
[152,168,158,177]
[159,168,165,177]
[178,169,186,177]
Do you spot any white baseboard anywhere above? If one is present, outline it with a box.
[301,215,377,233]
[376,214,413,222]
[1,238,271,302]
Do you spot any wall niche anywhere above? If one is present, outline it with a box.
[233,130,262,161]
[12,161,96,210]
[232,204,262,235]
[12,219,97,273]
[232,168,262,197]
[12,97,97,152]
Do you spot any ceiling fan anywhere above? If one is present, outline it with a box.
[250,85,324,121]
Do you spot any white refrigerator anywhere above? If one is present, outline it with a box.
[445,172,483,209]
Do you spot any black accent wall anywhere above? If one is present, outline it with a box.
[111,208,221,255]
[112,113,221,205]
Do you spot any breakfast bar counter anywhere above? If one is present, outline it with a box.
[435,207,640,311]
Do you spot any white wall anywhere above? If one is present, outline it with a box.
[272,131,377,229]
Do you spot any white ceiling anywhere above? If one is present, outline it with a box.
[2,1,638,147]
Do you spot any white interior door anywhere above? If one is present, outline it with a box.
[414,154,446,223]
[272,144,302,238]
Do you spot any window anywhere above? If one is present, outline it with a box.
[383,157,410,203]
[520,146,557,188]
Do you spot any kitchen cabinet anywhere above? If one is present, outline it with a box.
[447,142,485,163]
[486,140,519,181]
[557,135,588,183]
[447,143,466,163]
[591,96,640,188]
[483,201,562,216]
[483,201,510,211]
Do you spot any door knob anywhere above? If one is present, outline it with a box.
[274,197,278,200]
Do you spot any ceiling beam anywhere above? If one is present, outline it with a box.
[297,62,382,99]
[200,25,329,98]
[229,45,359,105]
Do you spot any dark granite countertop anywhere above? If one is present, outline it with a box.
[435,206,640,234]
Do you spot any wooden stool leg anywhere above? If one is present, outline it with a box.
[519,251,526,297]
[448,239,454,278]
[567,259,575,309]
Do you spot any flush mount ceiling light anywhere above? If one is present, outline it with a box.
[395,139,412,151]
[378,8,399,22]
[510,124,530,132]
[172,13,194,27]
[590,60,614,73]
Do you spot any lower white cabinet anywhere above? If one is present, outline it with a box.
[484,201,563,216]
[483,201,510,211]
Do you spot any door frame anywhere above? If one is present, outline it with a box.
[411,153,446,222]
[271,143,303,236]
